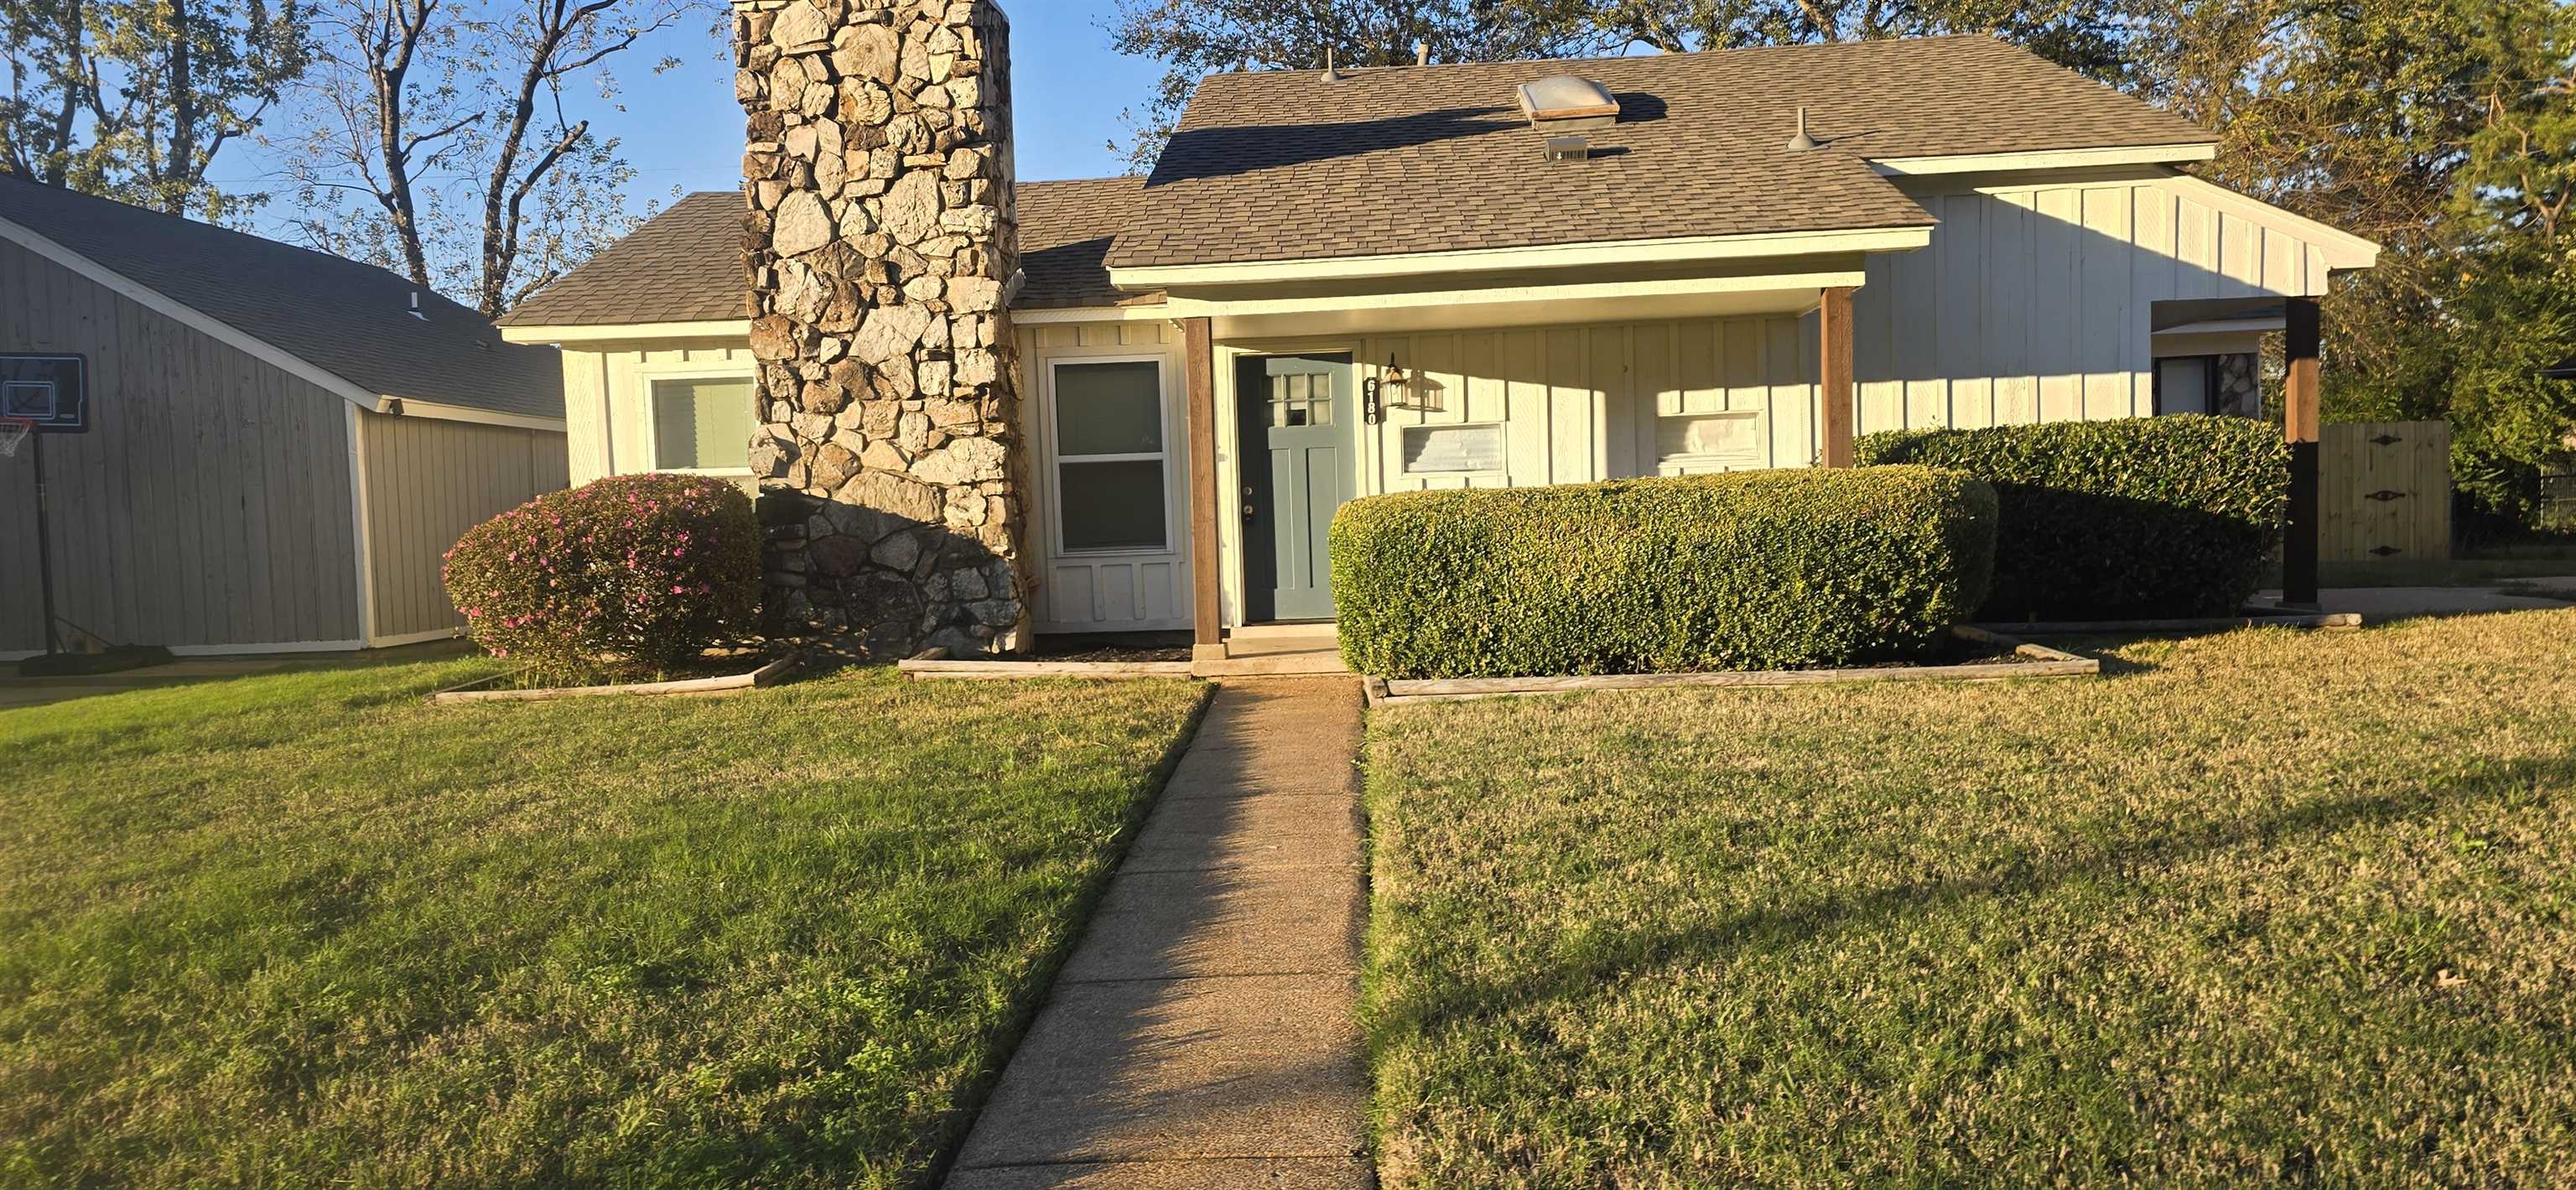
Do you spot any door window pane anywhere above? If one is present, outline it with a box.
[1059,460,1167,552]
[1270,372,1334,427]
[1056,361,1164,456]
[652,377,756,470]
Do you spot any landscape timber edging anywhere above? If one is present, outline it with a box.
[1363,626,2098,707]
[427,656,797,704]
[897,647,1198,681]
[1973,610,2365,636]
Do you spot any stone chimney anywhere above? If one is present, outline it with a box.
[733,0,1027,657]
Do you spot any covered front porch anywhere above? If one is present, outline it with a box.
[1145,238,1893,664]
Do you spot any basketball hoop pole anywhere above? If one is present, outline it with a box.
[29,429,61,656]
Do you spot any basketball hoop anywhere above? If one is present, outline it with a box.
[0,418,33,459]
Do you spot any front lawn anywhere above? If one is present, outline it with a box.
[0,661,1206,1187]
[1364,609,2576,1186]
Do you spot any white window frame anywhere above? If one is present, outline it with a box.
[1043,353,1179,558]
[638,364,761,478]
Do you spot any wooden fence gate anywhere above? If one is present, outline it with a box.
[2319,420,2451,563]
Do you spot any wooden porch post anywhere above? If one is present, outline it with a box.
[1819,286,1857,468]
[2283,296,2323,606]
[1182,316,1223,655]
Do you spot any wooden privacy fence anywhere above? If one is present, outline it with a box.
[2319,420,2451,563]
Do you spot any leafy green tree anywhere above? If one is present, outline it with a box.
[1502,0,2136,78]
[0,0,309,220]
[2173,0,2576,523]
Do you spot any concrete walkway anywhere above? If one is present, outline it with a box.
[2258,583,2576,621]
[945,678,1373,1190]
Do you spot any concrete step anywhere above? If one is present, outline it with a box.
[1192,650,1349,677]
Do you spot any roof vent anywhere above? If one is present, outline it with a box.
[1518,75,1619,130]
[407,291,428,320]
[1545,135,1591,162]
[1786,107,1820,152]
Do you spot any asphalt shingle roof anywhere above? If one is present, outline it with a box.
[497,191,750,328]
[1108,34,2217,269]
[497,36,2218,325]
[498,179,1162,328]
[0,174,563,419]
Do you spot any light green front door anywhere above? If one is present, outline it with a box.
[1235,353,1356,622]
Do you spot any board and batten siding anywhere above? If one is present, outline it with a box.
[358,411,570,641]
[1349,315,1820,496]
[1852,174,2341,436]
[0,236,361,654]
[1018,320,1192,633]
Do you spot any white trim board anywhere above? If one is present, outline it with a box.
[2158,174,2383,270]
[391,400,567,433]
[499,319,752,345]
[1109,226,1935,289]
[346,403,380,649]
[1870,143,2216,175]
[369,626,464,648]
[1158,268,1867,321]
[0,211,551,429]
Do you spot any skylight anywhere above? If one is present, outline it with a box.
[1516,76,1621,128]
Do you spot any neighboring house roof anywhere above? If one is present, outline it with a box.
[0,173,563,421]
[498,179,1161,328]
[1107,34,2218,270]
[2544,355,2576,380]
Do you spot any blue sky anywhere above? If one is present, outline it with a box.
[566,3,1155,205]
[222,3,1160,242]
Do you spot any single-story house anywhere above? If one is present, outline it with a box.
[0,174,569,657]
[499,23,2378,654]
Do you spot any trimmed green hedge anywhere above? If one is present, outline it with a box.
[1331,467,1997,680]
[1857,415,2288,621]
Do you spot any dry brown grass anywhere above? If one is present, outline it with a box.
[1363,609,2576,1187]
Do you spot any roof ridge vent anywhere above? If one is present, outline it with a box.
[1518,75,1619,131]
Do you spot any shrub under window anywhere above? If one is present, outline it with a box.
[1331,466,1998,680]
[1857,415,2288,621]
[443,473,761,683]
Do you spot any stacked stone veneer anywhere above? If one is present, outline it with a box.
[734,0,1026,656]
[2215,352,2262,418]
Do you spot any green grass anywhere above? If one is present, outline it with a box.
[0,660,1207,1188]
[1363,609,2576,1187]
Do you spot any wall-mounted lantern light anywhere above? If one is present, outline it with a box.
[1363,355,1411,424]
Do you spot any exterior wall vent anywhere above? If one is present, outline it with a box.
[1517,75,1619,130]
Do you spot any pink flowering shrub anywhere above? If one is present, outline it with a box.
[443,474,761,682]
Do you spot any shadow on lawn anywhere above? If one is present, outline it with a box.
[1378,752,2576,1040]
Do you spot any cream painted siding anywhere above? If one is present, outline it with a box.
[359,412,570,641]
[1343,314,1820,496]
[0,236,361,653]
[559,337,761,485]
[1019,320,1192,633]
[1852,174,2340,435]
